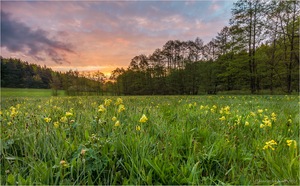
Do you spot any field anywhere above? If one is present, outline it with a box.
[1,95,299,185]
[1,88,65,97]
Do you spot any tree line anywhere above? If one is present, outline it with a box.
[1,0,299,95]
[0,57,106,96]
[109,0,299,95]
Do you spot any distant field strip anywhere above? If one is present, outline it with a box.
[1,88,65,97]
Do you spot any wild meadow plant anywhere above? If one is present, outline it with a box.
[1,95,299,184]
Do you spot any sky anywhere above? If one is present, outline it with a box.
[1,0,234,75]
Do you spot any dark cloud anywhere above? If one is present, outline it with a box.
[1,11,74,64]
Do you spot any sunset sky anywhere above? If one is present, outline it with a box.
[1,0,234,75]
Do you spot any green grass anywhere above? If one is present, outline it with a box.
[1,88,65,97]
[1,95,299,185]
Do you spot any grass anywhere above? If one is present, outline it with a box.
[1,88,65,97]
[0,95,299,185]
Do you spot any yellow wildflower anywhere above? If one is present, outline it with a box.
[220,106,230,115]
[98,104,106,112]
[139,114,148,123]
[112,116,117,121]
[114,120,120,127]
[219,116,226,121]
[271,112,276,121]
[60,116,68,123]
[286,140,297,148]
[257,109,263,114]
[65,112,73,117]
[115,98,123,105]
[136,125,141,131]
[263,140,277,150]
[44,117,51,123]
[8,121,12,126]
[260,124,265,128]
[200,105,204,110]
[245,121,249,126]
[104,98,112,107]
[118,104,125,113]
[262,116,272,127]
[10,106,18,118]
[54,121,59,128]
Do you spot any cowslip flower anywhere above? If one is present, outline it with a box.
[115,98,123,105]
[220,106,230,115]
[65,112,73,117]
[114,120,120,127]
[104,98,112,107]
[44,117,51,123]
[10,106,18,118]
[249,112,256,117]
[54,121,59,128]
[263,140,277,150]
[98,104,106,112]
[118,104,125,113]
[112,116,117,121]
[286,140,297,149]
[139,114,148,123]
[219,116,226,121]
[245,121,249,126]
[271,112,276,121]
[60,116,68,123]
[262,116,272,127]
[136,125,141,131]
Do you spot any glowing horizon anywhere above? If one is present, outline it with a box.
[1,1,234,74]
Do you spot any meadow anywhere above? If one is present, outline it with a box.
[1,95,299,185]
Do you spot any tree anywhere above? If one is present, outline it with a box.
[230,0,265,93]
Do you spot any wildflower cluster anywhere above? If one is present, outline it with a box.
[115,98,123,106]
[220,106,230,115]
[271,112,276,121]
[44,117,51,123]
[118,104,125,113]
[210,105,217,113]
[260,115,272,128]
[114,120,120,127]
[98,104,106,113]
[286,140,297,149]
[10,106,18,118]
[139,114,148,123]
[263,140,277,150]
[104,98,112,107]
